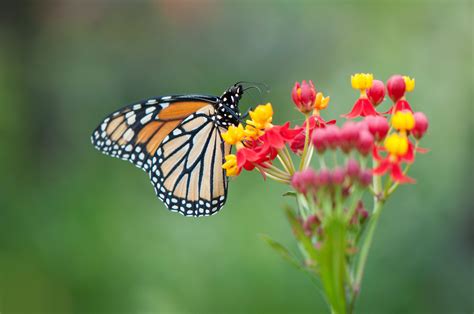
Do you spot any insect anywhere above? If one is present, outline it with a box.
[91,83,246,217]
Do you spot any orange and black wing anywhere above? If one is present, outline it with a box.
[91,96,230,216]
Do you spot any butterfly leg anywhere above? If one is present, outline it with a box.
[241,107,254,119]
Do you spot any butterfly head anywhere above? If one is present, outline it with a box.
[215,84,244,128]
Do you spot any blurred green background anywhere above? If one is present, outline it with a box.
[0,0,472,313]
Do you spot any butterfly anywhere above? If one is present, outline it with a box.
[91,83,245,217]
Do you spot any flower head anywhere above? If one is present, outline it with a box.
[403,76,415,92]
[292,80,317,114]
[221,123,245,146]
[314,92,330,111]
[222,154,240,176]
[391,110,415,133]
[351,73,374,91]
[384,133,409,157]
[247,103,273,130]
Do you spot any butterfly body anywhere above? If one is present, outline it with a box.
[91,84,243,216]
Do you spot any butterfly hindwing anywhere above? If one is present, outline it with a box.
[149,105,231,217]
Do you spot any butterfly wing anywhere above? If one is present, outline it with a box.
[91,96,230,216]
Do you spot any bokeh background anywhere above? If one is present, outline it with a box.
[0,0,472,313]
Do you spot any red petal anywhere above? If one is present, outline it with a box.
[390,163,415,183]
[342,99,364,119]
[372,159,391,175]
[360,99,380,117]
[402,141,415,164]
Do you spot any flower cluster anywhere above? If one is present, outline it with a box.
[221,74,429,314]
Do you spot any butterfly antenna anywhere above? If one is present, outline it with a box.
[236,81,270,94]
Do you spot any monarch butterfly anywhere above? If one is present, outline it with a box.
[91,83,245,217]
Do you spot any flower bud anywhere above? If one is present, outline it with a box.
[412,112,429,139]
[359,170,373,186]
[324,125,341,150]
[316,169,331,186]
[365,116,389,141]
[292,80,317,114]
[330,167,346,185]
[340,121,359,153]
[303,214,321,236]
[356,130,374,156]
[346,158,360,178]
[386,75,406,102]
[367,80,385,106]
[291,168,318,194]
[311,128,327,153]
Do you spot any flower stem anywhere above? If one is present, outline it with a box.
[353,200,384,289]
[299,114,311,170]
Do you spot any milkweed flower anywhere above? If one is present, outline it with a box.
[351,73,374,90]
[314,92,330,111]
[292,80,317,114]
[373,133,414,183]
[342,73,380,118]
[221,124,245,146]
[384,75,415,114]
[222,77,428,314]
[403,76,415,92]
[391,110,415,133]
[222,154,240,176]
[247,103,273,130]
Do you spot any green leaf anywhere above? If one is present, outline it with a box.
[284,206,319,266]
[318,216,348,314]
[259,234,303,270]
[282,191,297,198]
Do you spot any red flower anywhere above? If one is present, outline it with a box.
[373,157,415,183]
[342,98,380,119]
[372,134,415,183]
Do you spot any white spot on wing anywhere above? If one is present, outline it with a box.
[140,113,152,124]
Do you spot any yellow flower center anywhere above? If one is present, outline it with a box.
[384,133,409,157]
[222,154,239,176]
[247,103,273,130]
[403,76,415,92]
[391,110,415,132]
[351,73,374,91]
[221,123,245,145]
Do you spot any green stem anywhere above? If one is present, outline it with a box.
[299,115,311,170]
[351,199,384,304]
